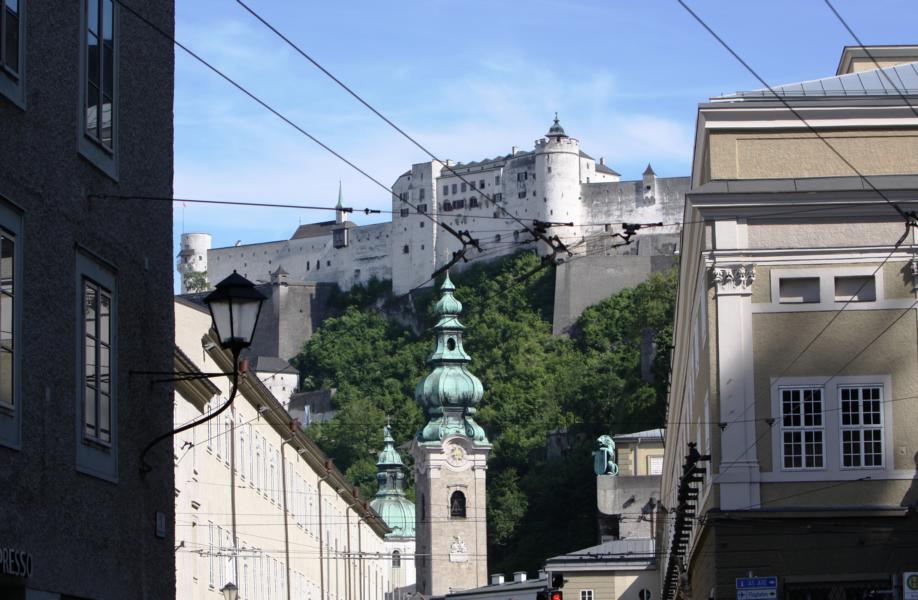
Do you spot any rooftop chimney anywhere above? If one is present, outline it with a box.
[491,574,505,585]
[511,146,519,156]
[513,572,528,583]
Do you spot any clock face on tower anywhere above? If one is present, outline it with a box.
[445,443,467,468]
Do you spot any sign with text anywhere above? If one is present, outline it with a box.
[0,547,33,578]
[737,577,777,600]
[904,572,918,600]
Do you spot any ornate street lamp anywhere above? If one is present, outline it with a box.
[203,272,266,357]
[139,272,266,473]
[220,582,239,600]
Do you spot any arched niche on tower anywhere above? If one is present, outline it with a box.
[450,490,467,519]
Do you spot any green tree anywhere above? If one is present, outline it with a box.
[182,270,209,293]
[293,254,678,575]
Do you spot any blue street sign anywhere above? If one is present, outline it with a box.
[737,577,778,590]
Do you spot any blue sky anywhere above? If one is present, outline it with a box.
[172,0,918,286]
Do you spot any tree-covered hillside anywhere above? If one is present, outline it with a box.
[293,251,676,574]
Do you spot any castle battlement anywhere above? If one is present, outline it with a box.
[192,117,689,296]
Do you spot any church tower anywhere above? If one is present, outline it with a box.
[412,274,491,596]
[370,426,417,598]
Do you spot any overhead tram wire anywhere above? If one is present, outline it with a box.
[112,0,476,260]
[824,0,918,121]
[233,0,575,259]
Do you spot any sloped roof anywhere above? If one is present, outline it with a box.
[595,162,621,176]
[545,538,656,567]
[290,220,354,240]
[250,355,299,376]
[719,60,918,100]
[614,428,664,442]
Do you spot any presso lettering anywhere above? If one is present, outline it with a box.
[0,547,33,578]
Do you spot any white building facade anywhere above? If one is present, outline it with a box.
[174,298,394,600]
[198,117,688,295]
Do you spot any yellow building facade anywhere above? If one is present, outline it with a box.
[662,46,918,600]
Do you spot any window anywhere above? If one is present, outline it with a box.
[332,228,347,249]
[208,521,215,588]
[399,208,409,218]
[403,245,409,254]
[469,197,478,208]
[781,387,824,469]
[648,455,663,475]
[450,491,466,518]
[443,185,449,196]
[518,191,526,199]
[76,251,117,480]
[495,175,500,185]
[835,275,875,302]
[479,179,485,189]
[0,0,24,106]
[461,183,467,192]
[840,385,883,468]
[580,591,594,600]
[82,0,117,163]
[419,189,426,201]
[443,202,452,212]
[453,199,465,209]
[392,551,401,568]
[452,184,457,194]
[0,210,19,450]
[417,204,427,214]
[493,193,502,202]
[517,172,528,181]
[779,277,819,304]
[83,278,112,445]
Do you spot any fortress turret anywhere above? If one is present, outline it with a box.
[176,232,211,293]
[534,114,586,243]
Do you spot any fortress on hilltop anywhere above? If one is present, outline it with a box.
[179,116,689,304]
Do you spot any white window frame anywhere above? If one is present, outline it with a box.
[764,266,886,312]
[838,384,885,470]
[75,249,118,481]
[0,0,26,108]
[580,591,594,600]
[778,385,825,471]
[770,375,893,480]
[0,198,22,450]
[78,0,119,179]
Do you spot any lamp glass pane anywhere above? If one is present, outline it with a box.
[210,300,233,346]
[230,298,261,345]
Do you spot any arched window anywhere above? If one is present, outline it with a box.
[450,491,466,518]
[392,550,401,568]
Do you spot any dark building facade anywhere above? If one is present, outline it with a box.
[0,1,175,598]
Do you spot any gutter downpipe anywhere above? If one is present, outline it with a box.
[318,468,330,600]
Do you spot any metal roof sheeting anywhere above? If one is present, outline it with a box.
[718,60,918,100]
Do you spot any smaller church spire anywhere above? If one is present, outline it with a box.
[370,425,415,538]
[335,181,347,225]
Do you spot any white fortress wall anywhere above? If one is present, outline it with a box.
[194,120,689,298]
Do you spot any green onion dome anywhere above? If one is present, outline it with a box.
[414,274,489,445]
[369,426,415,538]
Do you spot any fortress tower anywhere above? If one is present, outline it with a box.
[534,114,588,239]
[412,274,491,596]
[176,232,211,293]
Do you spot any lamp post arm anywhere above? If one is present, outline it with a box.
[140,353,241,474]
